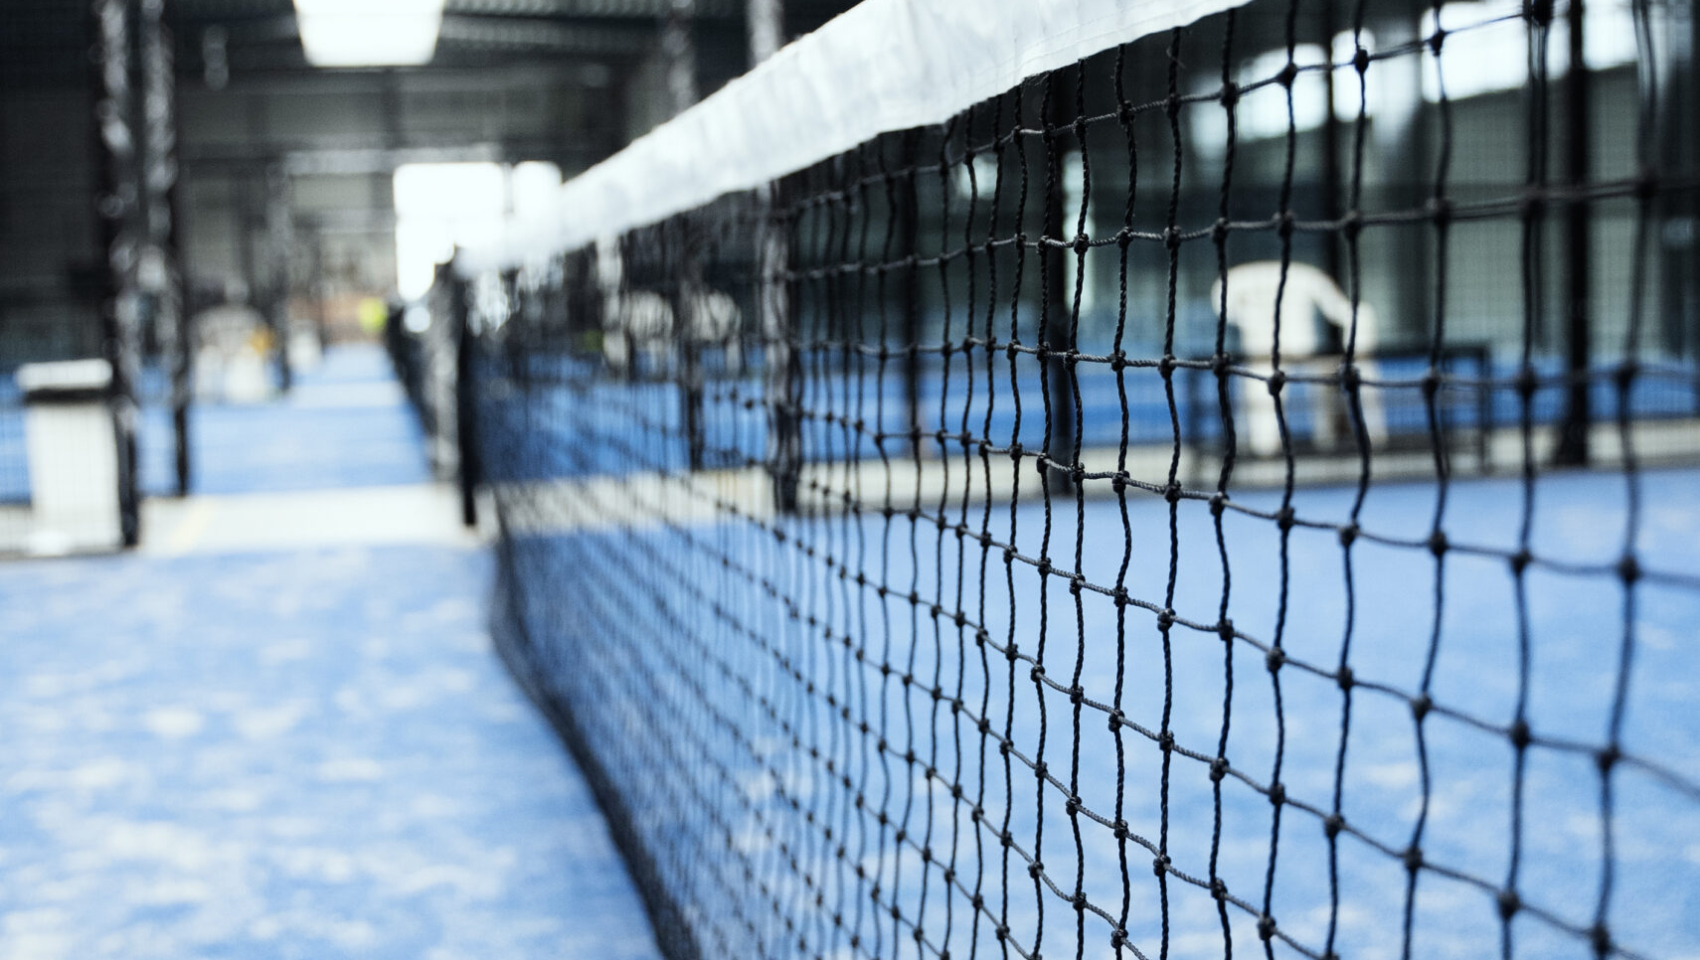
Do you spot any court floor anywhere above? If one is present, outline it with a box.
[0,346,662,960]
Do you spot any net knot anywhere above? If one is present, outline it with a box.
[1112,818,1130,840]
[1156,730,1175,753]
[1219,82,1240,109]
[1515,366,1539,400]
[1209,756,1229,782]
[1151,854,1170,877]
[1629,167,1660,202]
[1427,196,1453,227]
[1323,813,1345,838]
[1411,693,1433,721]
[1353,45,1373,73]
[1116,226,1133,249]
[1276,210,1296,237]
[1163,481,1183,504]
[1163,226,1182,250]
[1509,549,1533,575]
[1217,618,1235,642]
[1073,233,1091,255]
[1336,665,1355,691]
[1257,914,1277,941]
[1005,341,1021,361]
[1402,845,1424,873]
[1117,99,1136,124]
[1596,743,1621,773]
[1267,370,1287,396]
[1427,29,1447,56]
[1069,576,1084,597]
[1617,554,1640,584]
[1427,530,1449,557]
[1591,924,1614,959]
[1108,708,1125,730]
[1112,586,1130,607]
[978,717,992,734]
[1266,647,1287,673]
[1275,506,1295,531]
[1614,360,1640,391]
[1342,209,1364,240]
[1029,664,1045,683]
[1277,61,1300,88]
[1520,192,1545,222]
[1065,794,1081,814]
[1156,607,1176,629]
[1036,557,1052,576]
[1110,351,1129,372]
[1027,860,1044,879]
[1338,523,1359,547]
[1338,362,1361,392]
[1497,888,1522,919]
[1158,354,1177,379]
[1007,441,1024,461]
[1210,877,1229,901]
[1210,492,1229,516]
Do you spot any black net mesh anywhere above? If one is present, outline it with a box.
[459,0,1700,956]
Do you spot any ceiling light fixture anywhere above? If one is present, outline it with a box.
[293,0,446,68]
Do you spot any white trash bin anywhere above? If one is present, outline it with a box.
[16,359,121,554]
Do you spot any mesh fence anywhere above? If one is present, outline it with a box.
[459,0,1700,956]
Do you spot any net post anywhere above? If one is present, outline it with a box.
[1555,0,1593,466]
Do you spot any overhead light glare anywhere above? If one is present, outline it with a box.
[293,0,445,68]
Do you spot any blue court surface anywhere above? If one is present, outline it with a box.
[138,346,435,498]
[0,343,662,960]
[506,462,1700,960]
[0,543,662,960]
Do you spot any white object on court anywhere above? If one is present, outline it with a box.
[1210,261,1388,457]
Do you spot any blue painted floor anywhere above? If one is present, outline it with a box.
[0,346,663,960]
[140,346,435,498]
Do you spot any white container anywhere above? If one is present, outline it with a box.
[16,359,121,554]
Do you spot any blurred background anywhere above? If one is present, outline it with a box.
[0,0,863,554]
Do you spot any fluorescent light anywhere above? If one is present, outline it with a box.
[294,0,445,68]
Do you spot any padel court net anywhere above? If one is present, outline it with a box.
[442,0,1700,957]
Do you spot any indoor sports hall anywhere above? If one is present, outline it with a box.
[1,1,1696,959]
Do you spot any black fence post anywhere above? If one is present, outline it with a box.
[454,271,479,528]
[898,130,923,463]
[762,183,800,513]
[1555,0,1593,465]
[141,0,190,496]
[674,223,706,472]
[1042,68,1077,495]
[92,0,143,547]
